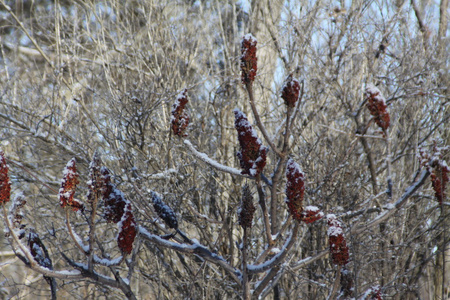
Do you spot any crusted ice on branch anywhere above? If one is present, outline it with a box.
[234,109,267,176]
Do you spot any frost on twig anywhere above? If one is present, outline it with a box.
[184,140,245,177]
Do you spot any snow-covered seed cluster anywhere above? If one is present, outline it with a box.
[240,34,257,84]
[281,74,300,108]
[101,167,126,223]
[327,214,349,266]
[86,151,103,204]
[151,191,178,229]
[339,267,353,299]
[58,158,84,212]
[301,206,324,224]
[0,150,11,205]
[27,231,52,270]
[365,84,390,131]
[98,165,136,254]
[285,159,305,221]
[361,285,382,300]
[238,184,255,229]
[7,194,27,239]
[171,89,190,136]
[234,109,268,176]
[117,202,137,255]
[418,144,449,204]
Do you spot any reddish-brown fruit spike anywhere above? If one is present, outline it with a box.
[238,184,256,229]
[281,74,301,108]
[27,231,52,269]
[241,34,257,84]
[171,89,190,136]
[339,267,354,299]
[365,84,390,131]
[431,163,449,205]
[418,144,449,205]
[301,206,324,224]
[58,158,84,212]
[234,109,268,176]
[87,151,103,203]
[327,214,350,266]
[101,167,126,223]
[117,202,137,255]
[285,159,305,221]
[151,191,178,229]
[0,150,11,206]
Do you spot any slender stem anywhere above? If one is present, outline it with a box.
[245,83,282,156]
[256,175,273,246]
[88,194,99,271]
[328,266,342,300]
[384,128,393,198]
[65,209,88,254]
[242,227,251,300]
[270,108,292,233]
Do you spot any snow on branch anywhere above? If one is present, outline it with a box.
[247,223,299,274]
[138,226,242,285]
[184,140,248,178]
[352,168,430,234]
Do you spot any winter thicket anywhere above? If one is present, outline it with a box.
[0,0,449,299]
